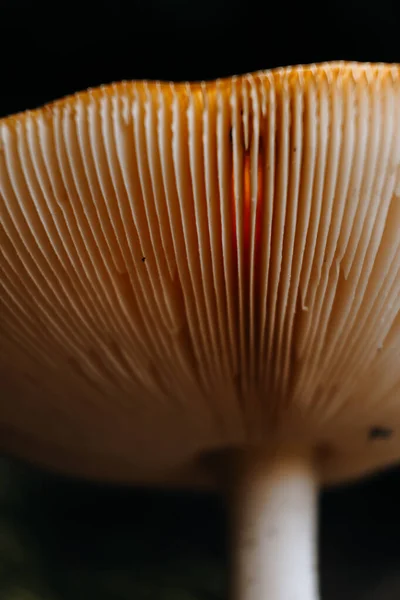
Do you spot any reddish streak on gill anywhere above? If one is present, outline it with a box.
[243,152,251,254]
[230,148,264,280]
[231,152,256,252]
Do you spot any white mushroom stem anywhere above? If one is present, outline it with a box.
[231,450,319,600]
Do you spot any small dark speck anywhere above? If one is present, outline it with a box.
[293,147,297,152]
[368,426,393,440]
[141,257,146,262]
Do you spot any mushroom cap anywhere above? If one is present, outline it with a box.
[1,62,399,488]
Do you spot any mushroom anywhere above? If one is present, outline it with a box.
[0,61,399,600]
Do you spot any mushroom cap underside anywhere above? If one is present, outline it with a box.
[1,61,399,488]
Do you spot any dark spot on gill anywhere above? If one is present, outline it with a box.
[368,426,393,441]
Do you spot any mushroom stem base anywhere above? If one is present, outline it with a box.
[231,450,319,600]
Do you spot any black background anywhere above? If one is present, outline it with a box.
[1,0,400,118]
[1,0,400,598]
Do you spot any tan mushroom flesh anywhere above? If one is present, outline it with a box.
[1,61,399,600]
